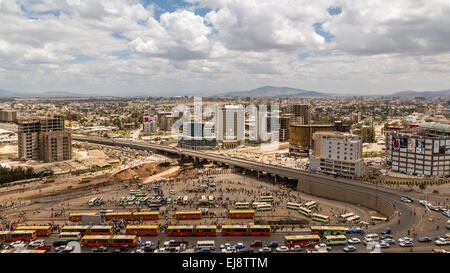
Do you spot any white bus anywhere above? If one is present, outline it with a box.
[196,240,215,250]
[286,202,301,210]
[311,214,330,223]
[297,207,311,217]
[363,234,380,245]
[304,201,317,209]
[346,215,361,224]
[235,202,250,209]
[256,204,272,211]
[370,216,387,224]
[252,202,265,209]
[339,213,354,223]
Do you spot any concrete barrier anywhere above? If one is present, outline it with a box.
[297,178,396,218]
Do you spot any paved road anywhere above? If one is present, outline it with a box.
[72,136,450,239]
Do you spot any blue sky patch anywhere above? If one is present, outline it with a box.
[313,22,335,43]
[328,6,342,16]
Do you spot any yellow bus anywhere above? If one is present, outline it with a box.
[81,235,111,247]
[346,215,361,224]
[61,225,90,236]
[16,225,52,237]
[324,235,347,246]
[260,196,274,202]
[9,230,37,242]
[370,216,387,224]
[228,210,255,219]
[284,235,321,247]
[298,207,311,217]
[221,225,248,236]
[132,211,159,221]
[339,213,354,223]
[59,232,82,241]
[167,226,194,236]
[68,213,97,222]
[104,212,133,221]
[304,201,317,209]
[249,225,271,236]
[175,211,202,220]
[111,235,136,247]
[78,177,92,184]
[311,226,346,237]
[195,225,217,236]
[90,226,113,235]
[311,214,330,224]
[126,225,158,236]
[41,177,56,184]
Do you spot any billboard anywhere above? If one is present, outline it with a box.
[416,139,425,154]
[408,138,415,153]
[439,140,446,155]
[434,140,440,154]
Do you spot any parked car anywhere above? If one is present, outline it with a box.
[381,227,391,235]
[379,241,390,248]
[351,228,363,233]
[234,243,246,249]
[267,241,278,248]
[347,238,361,244]
[419,200,429,206]
[398,237,413,244]
[52,240,68,247]
[54,245,67,252]
[275,246,289,252]
[443,210,450,218]
[239,247,253,253]
[399,241,414,247]
[196,248,211,253]
[250,240,262,247]
[120,245,130,252]
[61,245,74,253]
[9,241,27,249]
[258,247,271,253]
[34,244,51,251]
[380,234,393,240]
[434,238,450,246]
[343,245,356,252]
[289,245,301,252]
[418,237,431,243]
[29,239,45,247]
[383,238,395,245]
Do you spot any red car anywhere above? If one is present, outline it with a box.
[250,240,262,247]
[34,244,52,251]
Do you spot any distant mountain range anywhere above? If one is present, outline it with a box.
[388,89,450,98]
[0,89,90,98]
[217,86,336,97]
[1,87,449,98]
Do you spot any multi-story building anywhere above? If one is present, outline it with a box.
[309,131,364,178]
[143,115,157,133]
[179,122,216,150]
[385,123,450,177]
[216,105,245,147]
[279,114,293,142]
[0,109,17,122]
[17,115,71,162]
[289,121,351,156]
[292,104,310,125]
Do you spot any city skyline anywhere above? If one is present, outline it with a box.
[0,0,449,96]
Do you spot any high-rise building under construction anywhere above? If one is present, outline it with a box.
[17,115,71,162]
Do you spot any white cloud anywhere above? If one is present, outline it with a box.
[0,0,449,95]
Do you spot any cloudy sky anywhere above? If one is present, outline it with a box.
[0,0,449,96]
